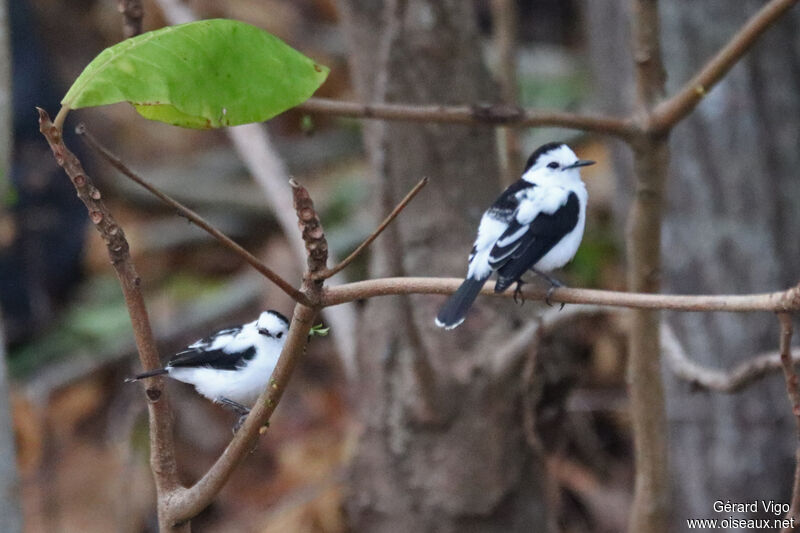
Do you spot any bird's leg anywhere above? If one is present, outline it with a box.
[216,397,251,433]
[513,279,526,305]
[532,269,566,310]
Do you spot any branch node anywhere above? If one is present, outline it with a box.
[470,102,524,124]
[315,177,428,281]
[146,388,162,402]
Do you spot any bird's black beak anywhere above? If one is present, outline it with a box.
[563,159,595,170]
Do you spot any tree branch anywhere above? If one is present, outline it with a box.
[778,313,800,531]
[650,0,799,132]
[298,97,635,139]
[314,177,428,281]
[322,277,800,313]
[77,125,308,305]
[663,322,800,393]
[38,108,185,532]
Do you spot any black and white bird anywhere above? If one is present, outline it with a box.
[435,142,594,330]
[127,310,290,424]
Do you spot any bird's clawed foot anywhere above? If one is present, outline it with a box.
[217,397,251,433]
[544,285,565,310]
[513,280,526,305]
[533,269,565,310]
[233,413,249,434]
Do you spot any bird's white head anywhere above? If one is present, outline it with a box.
[256,310,290,341]
[521,142,595,185]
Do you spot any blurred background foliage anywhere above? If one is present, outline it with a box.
[2,0,629,531]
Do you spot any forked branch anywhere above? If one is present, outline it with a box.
[314,177,428,280]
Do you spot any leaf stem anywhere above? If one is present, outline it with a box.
[53,105,70,133]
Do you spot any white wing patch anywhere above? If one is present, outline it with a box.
[515,185,570,224]
[466,215,507,280]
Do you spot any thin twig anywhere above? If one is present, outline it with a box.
[117,0,144,38]
[38,108,185,532]
[663,323,800,393]
[77,125,308,305]
[650,0,799,132]
[778,313,800,532]
[322,277,800,313]
[298,97,635,139]
[315,177,428,281]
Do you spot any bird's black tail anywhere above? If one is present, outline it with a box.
[125,368,168,383]
[435,277,488,330]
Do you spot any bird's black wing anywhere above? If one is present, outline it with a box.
[491,192,580,292]
[186,326,242,351]
[168,345,257,371]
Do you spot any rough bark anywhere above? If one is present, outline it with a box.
[337,1,546,530]
[586,0,800,526]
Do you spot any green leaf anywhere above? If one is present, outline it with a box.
[62,19,329,129]
[309,324,330,337]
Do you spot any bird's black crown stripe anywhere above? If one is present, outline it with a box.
[267,310,290,326]
[523,142,566,173]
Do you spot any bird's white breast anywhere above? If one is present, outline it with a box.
[168,335,281,405]
[533,183,587,272]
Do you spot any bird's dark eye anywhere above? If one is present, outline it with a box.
[276,331,283,339]
[547,162,559,169]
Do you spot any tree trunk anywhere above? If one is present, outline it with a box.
[337,1,546,530]
[586,0,800,527]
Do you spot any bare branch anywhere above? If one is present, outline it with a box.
[38,108,185,532]
[298,97,635,139]
[315,177,428,281]
[77,125,308,305]
[322,277,800,313]
[117,0,144,38]
[663,323,800,393]
[778,313,800,531]
[650,0,799,132]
